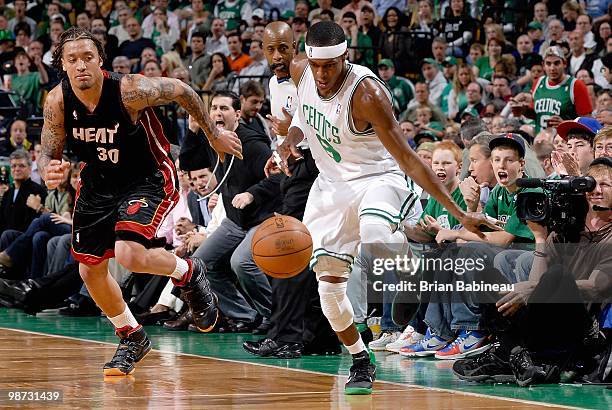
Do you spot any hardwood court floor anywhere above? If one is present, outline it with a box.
[0,309,609,409]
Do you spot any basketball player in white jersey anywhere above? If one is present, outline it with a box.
[276,21,498,394]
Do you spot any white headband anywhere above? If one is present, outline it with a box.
[306,41,347,59]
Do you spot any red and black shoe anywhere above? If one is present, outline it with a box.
[173,257,219,332]
[103,325,151,376]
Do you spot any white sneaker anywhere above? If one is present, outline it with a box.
[368,331,400,351]
[385,326,426,353]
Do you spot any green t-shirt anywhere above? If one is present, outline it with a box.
[347,32,373,68]
[10,72,41,108]
[475,56,494,81]
[532,75,578,133]
[483,184,539,241]
[419,186,467,237]
[387,75,414,114]
[216,0,245,31]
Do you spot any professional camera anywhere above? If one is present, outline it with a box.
[516,176,595,242]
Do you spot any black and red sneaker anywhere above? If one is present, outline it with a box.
[103,325,151,376]
[173,257,219,332]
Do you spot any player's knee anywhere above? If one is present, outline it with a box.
[359,215,395,244]
[318,280,353,332]
[313,256,351,279]
[114,241,145,271]
[79,262,107,281]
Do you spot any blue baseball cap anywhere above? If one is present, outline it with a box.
[557,117,603,141]
[489,133,526,159]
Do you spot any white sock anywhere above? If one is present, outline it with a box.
[346,337,367,355]
[108,305,139,329]
[170,255,189,280]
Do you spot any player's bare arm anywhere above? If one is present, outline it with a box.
[351,78,499,237]
[39,85,69,190]
[120,74,242,159]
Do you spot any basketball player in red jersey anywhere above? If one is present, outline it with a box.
[38,27,242,377]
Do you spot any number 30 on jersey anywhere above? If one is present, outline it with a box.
[97,147,119,163]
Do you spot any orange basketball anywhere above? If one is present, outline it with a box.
[252,215,313,279]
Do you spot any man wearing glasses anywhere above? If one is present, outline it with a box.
[0,149,47,253]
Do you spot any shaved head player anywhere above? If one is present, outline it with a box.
[38,28,241,377]
[276,21,498,394]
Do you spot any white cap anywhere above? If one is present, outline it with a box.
[252,8,264,20]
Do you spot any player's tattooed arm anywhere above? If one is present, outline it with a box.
[121,74,218,142]
[39,86,66,177]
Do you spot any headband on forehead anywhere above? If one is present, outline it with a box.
[306,41,347,59]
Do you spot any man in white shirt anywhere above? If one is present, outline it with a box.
[568,30,595,76]
[141,0,180,39]
[205,18,229,56]
[109,6,132,46]
[421,58,448,107]
[233,38,271,94]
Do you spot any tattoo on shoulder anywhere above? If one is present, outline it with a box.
[122,76,181,107]
[160,81,175,100]
[43,104,54,122]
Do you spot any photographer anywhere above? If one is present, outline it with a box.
[453,157,612,386]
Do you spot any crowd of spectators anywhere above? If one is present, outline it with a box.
[0,0,611,388]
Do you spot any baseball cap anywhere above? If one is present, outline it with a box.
[441,56,457,66]
[527,21,543,31]
[489,133,526,158]
[544,46,566,61]
[414,131,439,146]
[377,58,394,69]
[590,156,612,169]
[252,8,265,20]
[421,57,437,67]
[557,117,603,141]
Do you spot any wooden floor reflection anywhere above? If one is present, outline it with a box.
[0,328,564,409]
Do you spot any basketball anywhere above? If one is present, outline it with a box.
[252,215,313,279]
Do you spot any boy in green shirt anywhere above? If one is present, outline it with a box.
[437,133,537,245]
[411,134,536,360]
[10,51,48,116]
[405,141,466,243]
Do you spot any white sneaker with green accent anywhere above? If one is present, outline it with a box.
[368,331,400,351]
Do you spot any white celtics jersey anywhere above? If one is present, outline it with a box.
[269,75,308,148]
[297,63,400,182]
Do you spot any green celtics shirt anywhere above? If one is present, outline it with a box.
[419,186,467,237]
[532,75,578,133]
[386,75,415,114]
[484,184,538,241]
[215,0,245,31]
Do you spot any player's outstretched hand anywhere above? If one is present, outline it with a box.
[211,128,243,161]
[460,212,502,239]
[44,159,70,190]
[276,140,302,177]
